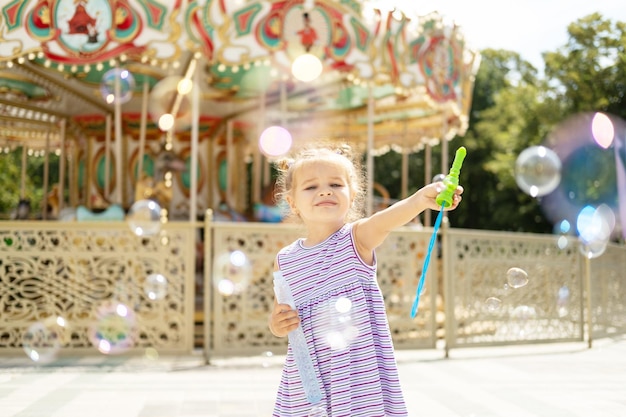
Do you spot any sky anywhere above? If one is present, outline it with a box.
[391,0,626,70]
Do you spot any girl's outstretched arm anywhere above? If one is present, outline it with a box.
[353,182,463,259]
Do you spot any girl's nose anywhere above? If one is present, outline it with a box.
[319,189,331,196]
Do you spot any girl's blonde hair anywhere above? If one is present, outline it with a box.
[274,142,365,223]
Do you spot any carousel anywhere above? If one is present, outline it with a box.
[0,0,480,222]
[0,0,497,359]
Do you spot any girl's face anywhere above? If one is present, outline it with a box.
[287,160,354,225]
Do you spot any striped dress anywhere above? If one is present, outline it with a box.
[273,223,408,417]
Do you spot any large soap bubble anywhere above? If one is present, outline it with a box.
[259,126,293,157]
[22,316,69,364]
[292,53,323,82]
[540,112,624,242]
[515,146,562,197]
[100,68,135,104]
[127,199,162,237]
[88,302,136,355]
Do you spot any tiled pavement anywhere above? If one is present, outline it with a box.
[0,336,625,417]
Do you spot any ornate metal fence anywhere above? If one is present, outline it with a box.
[443,228,585,351]
[0,221,196,356]
[1,219,623,361]
[204,222,438,359]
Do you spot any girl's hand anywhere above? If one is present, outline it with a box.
[421,182,464,211]
[269,300,301,338]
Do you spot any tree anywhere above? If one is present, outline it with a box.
[544,13,626,119]
[446,49,555,232]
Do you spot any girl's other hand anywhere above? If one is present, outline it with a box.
[269,301,301,337]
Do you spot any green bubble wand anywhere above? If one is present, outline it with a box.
[410,146,466,318]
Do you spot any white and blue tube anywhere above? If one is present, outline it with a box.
[273,271,323,405]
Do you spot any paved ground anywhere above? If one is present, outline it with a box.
[0,336,625,417]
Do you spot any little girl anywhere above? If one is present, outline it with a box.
[268,144,463,416]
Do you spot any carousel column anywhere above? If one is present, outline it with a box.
[424,143,432,226]
[42,129,51,220]
[105,114,112,200]
[58,118,66,214]
[226,119,234,209]
[401,119,409,199]
[137,79,149,195]
[366,84,375,216]
[68,137,76,208]
[86,137,94,209]
[252,91,266,206]
[114,68,124,205]
[190,56,200,222]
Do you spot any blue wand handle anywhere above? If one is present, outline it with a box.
[410,205,444,318]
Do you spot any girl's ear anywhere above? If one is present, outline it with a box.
[286,194,295,210]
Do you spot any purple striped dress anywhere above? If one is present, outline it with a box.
[273,223,408,417]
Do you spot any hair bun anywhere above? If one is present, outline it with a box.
[276,158,294,171]
[335,144,352,157]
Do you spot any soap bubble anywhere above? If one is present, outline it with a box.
[100,68,135,104]
[325,296,359,350]
[506,267,529,289]
[432,173,446,183]
[149,76,192,131]
[308,405,328,417]
[515,146,561,197]
[261,351,274,368]
[292,53,323,82]
[511,305,537,321]
[88,302,136,355]
[576,204,612,259]
[578,236,608,259]
[22,316,69,364]
[556,286,570,317]
[127,199,162,237]
[213,250,252,296]
[484,297,502,312]
[576,204,614,244]
[591,112,615,149]
[144,273,168,300]
[259,126,293,157]
[540,112,624,241]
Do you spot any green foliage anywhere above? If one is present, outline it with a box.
[0,148,60,219]
[544,13,626,118]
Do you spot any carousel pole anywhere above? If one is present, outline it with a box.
[42,129,51,220]
[68,139,76,208]
[252,90,266,205]
[114,65,124,204]
[440,110,449,222]
[401,119,408,200]
[424,143,432,226]
[366,84,375,216]
[226,119,234,207]
[58,118,66,213]
[190,55,200,222]
[137,80,149,189]
[105,114,112,200]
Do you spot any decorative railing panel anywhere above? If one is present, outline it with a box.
[206,221,439,358]
[445,229,585,348]
[0,221,196,357]
[589,243,626,338]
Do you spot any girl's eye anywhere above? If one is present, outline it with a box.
[305,185,316,191]
[331,183,343,188]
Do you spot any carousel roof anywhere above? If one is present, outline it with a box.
[0,0,480,154]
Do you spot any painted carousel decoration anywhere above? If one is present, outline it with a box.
[0,0,480,221]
